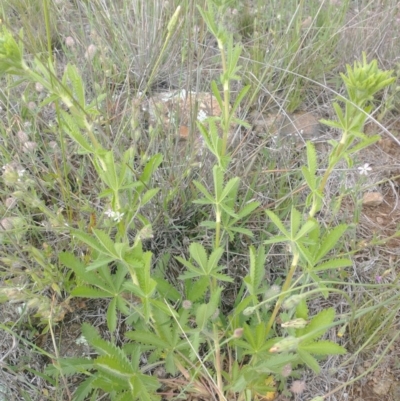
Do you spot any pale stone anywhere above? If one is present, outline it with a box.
[362,192,384,207]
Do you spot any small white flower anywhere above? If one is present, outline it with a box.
[18,169,26,177]
[105,209,124,222]
[197,109,208,122]
[104,208,115,218]
[358,163,372,175]
[112,212,124,222]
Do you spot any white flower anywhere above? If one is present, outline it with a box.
[104,209,124,222]
[104,208,114,218]
[112,212,124,222]
[197,109,208,122]
[358,163,372,175]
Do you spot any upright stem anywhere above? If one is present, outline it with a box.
[265,251,300,337]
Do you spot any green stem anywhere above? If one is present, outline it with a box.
[218,39,230,158]
[265,251,299,337]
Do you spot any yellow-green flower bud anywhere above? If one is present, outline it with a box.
[281,318,308,329]
[242,306,255,316]
[269,336,300,353]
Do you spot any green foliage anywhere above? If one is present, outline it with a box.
[46,324,161,401]
[0,4,399,401]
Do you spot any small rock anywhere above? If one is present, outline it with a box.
[362,192,384,207]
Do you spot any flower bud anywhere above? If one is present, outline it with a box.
[281,318,308,329]
[282,294,307,310]
[243,307,255,316]
[233,328,244,338]
[269,336,300,353]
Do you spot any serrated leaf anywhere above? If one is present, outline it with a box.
[297,242,314,266]
[60,110,92,152]
[230,226,254,237]
[264,235,288,245]
[301,166,316,190]
[65,64,85,108]
[70,229,109,256]
[220,177,240,202]
[141,188,159,206]
[249,245,265,293]
[313,258,352,272]
[125,330,170,349]
[300,341,346,356]
[294,219,317,241]
[210,80,224,110]
[189,242,208,272]
[231,85,250,115]
[196,303,214,330]
[107,297,118,333]
[297,349,320,373]
[266,210,290,238]
[306,141,318,176]
[213,165,224,199]
[290,207,302,239]
[95,355,134,379]
[92,229,118,258]
[72,376,97,401]
[236,200,260,220]
[220,203,238,218]
[71,286,112,298]
[207,247,224,273]
[300,308,335,342]
[185,276,209,302]
[193,181,214,203]
[141,154,163,184]
[295,298,309,320]
[315,224,348,261]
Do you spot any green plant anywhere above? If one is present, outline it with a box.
[0,1,399,401]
